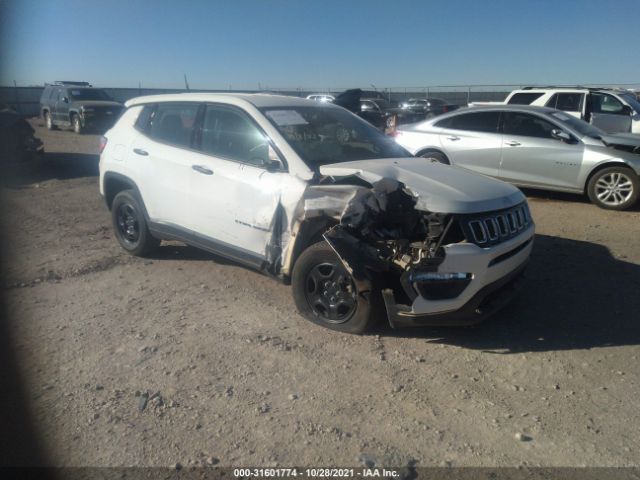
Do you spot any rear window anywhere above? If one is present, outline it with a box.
[436,111,500,133]
[507,92,544,105]
[134,104,156,132]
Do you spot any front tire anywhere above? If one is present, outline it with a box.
[71,114,83,134]
[587,167,639,210]
[291,241,380,334]
[111,190,160,256]
[44,111,55,130]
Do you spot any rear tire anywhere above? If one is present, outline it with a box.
[418,150,449,165]
[291,241,380,334]
[111,190,160,256]
[587,166,639,210]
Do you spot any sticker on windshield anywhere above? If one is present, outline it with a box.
[551,112,572,121]
[266,110,308,126]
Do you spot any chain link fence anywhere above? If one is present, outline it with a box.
[2,83,639,117]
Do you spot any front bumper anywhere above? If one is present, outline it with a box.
[383,261,527,327]
[383,224,534,327]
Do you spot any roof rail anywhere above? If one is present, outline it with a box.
[521,85,616,92]
[51,81,93,87]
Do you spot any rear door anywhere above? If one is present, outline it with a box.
[436,110,502,177]
[189,103,285,259]
[129,102,201,228]
[499,111,583,190]
[544,92,585,119]
[588,92,632,133]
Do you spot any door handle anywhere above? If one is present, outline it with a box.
[192,165,213,175]
[133,148,148,156]
[446,135,460,141]
[505,141,521,147]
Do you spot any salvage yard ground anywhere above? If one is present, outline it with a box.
[2,119,640,467]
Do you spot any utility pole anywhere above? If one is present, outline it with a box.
[184,74,190,91]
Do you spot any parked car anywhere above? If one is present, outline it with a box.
[100,93,534,333]
[395,105,640,210]
[333,89,423,133]
[400,97,459,117]
[40,81,124,133]
[306,94,335,103]
[0,104,44,164]
[497,87,640,134]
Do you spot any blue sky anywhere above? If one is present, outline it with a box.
[1,0,638,89]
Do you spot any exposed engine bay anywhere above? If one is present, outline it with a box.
[298,176,463,304]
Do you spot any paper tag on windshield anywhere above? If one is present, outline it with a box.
[266,110,308,126]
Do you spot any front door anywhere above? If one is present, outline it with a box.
[588,93,632,133]
[189,103,284,260]
[499,111,583,190]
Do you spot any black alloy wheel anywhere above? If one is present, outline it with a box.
[304,262,357,323]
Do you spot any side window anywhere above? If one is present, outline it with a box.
[503,112,556,139]
[147,103,199,147]
[592,93,625,114]
[434,117,452,128]
[545,94,558,109]
[507,92,544,105]
[555,93,583,112]
[200,105,269,166]
[446,111,500,133]
[134,104,155,132]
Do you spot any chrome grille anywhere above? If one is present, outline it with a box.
[461,203,532,247]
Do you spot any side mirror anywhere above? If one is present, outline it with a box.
[61,96,69,103]
[249,143,284,171]
[551,129,573,143]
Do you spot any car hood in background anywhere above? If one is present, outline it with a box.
[319,158,524,214]
[73,100,124,108]
[600,133,640,149]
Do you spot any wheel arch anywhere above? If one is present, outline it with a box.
[415,147,449,162]
[284,217,339,281]
[103,172,147,216]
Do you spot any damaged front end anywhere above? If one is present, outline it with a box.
[290,174,534,328]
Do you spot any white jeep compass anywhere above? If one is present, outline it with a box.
[99,93,535,333]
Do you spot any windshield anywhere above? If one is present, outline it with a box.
[261,106,409,167]
[620,93,640,112]
[548,111,605,138]
[68,89,112,101]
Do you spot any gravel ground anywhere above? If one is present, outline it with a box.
[1,119,640,468]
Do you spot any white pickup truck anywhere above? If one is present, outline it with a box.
[469,87,640,134]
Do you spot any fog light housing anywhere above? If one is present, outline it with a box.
[409,271,473,300]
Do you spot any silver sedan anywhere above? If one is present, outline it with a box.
[395,105,640,210]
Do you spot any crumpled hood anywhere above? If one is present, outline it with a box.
[319,158,525,214]
[600,132,640,149]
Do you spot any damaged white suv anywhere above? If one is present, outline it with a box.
[99,93,535,333]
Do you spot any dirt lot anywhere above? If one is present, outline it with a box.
[1,120,640,468]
